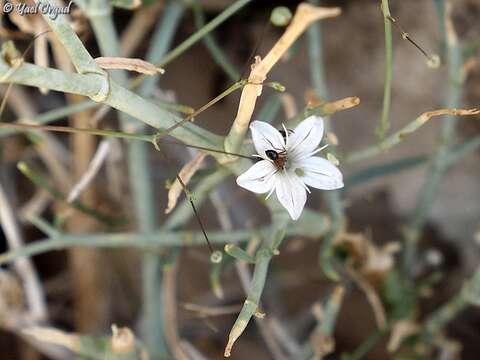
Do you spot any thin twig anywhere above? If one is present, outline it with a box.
[0,182,47,321]
[376,0,393,139]
[67,139,111,203]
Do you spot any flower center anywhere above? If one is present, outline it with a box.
[294,167,304,177]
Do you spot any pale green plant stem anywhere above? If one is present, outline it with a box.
[343,328,386,360]
[423,266,480,342]
[224,204,290,357]
[307,0,345,281]
[86,1,185,357]
[446,135,480,165]
[1,0,251,138]
[131,3,185,358]
[299,287,345,359]
[0,101,98,138]
[257,95,282,124]
[163,168,230,230]
[402,3,463,273]
[0,58,223,148]
[345,112,446,163]
[376,0,393,139]
[191,0,240,81]
[17,162,125,226]
[156,0,252,68]
[0,209,328,265]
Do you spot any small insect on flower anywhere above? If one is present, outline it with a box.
[236,115,344,220]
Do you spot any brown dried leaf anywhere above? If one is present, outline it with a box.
[94,57,165,75]
[334,232,400,284]
[165,153,207,214]
[322,96,361,114]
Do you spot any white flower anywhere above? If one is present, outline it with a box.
[236,115,344,220]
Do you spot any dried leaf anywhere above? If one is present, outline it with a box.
[334,232,400,284]
[95,57,165,75]
[165,153,207,214]
[348,267,387,330]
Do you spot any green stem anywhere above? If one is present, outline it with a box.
[0,210,329,265]
[17,162,126,227]
[87,1,184,357]
[345,328,386,360]
[423,266,480,342]
[157,0,252,68]
[376,0,393,139]
[402,1,463,273]
[307,0,344,280]
[0,122,152,142]
[0,101,98,138]
[224,201,290,357]
[446,135,480,165]
[345,111,448,164]
[299,287,345,359]
[191,0,240,81]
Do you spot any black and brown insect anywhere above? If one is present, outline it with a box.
[264,127,293,169]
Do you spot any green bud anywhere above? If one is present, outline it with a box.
[270,6,292,27]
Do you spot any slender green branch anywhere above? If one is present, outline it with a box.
[376,0,393,139]
[86,1,185,358]
[344,154,428,188]
[0,122,152,142]
[225,244,255,264]
[163,167,230,230]
[17,162,126,226]
[0,210,329,265]
[402,2,464,273]
[157,0,252,68]
[446,135,480,165]
[345,108,479,164]
[0,101,98,138]
[299,286,345,359]
[423,266,480,342]
[341,328,386,360]
[128,5,185,357]
[191,0,240,81]
[224,203,290,357]
[307,0,345,281]
[33,0,101,75]
[257,95,282,124]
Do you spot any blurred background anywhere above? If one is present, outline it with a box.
[0,0,480,359]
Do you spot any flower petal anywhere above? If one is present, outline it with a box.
[275,171,307,220]
[287,115,324,159]
[236,160,278,194]
[297,156,344,190]
[250,121,285,158]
